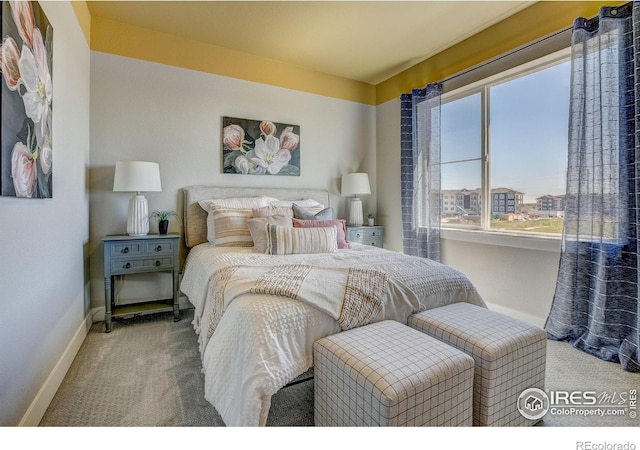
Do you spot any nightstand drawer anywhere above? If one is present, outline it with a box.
[143,240,174,255]
[110,256,174,275]
[366,237,383,247]
[346,225,384,248]
[348,229,364,240]
[363,228,382,239]
[112,242,143,256]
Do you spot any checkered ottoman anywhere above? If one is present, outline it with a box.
[313,320,475,426]
[408,303,546,426]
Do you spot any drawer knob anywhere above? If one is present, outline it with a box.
[155,245,162,252]
[372,232,377,236]
[124,262,131,269]
[122,247,129,254]
[155,260,161,267]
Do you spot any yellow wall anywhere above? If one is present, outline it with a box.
[73,1,614,105]
[71,0,91,46]
[90,15,376,105]
[376,1,612,104]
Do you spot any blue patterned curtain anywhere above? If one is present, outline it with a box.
[545,2,639,372]
[400,83,442,261]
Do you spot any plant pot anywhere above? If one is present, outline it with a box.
[368,218,374,226]
[159,220,169,235]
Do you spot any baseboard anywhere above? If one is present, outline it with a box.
[18,309,94,426]
[484,301,546,329]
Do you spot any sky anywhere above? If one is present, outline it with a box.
[440,60,571,203]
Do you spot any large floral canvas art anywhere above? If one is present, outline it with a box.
[222,116,300,176]
[1,1,53,198]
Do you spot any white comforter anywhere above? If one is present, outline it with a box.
[180,243,485,426]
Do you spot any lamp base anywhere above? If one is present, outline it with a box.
[348,197,363,227]
[127,193,149,236]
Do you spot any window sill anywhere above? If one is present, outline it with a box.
[441,228,561,252]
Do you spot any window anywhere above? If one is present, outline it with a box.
[440,50,570,236]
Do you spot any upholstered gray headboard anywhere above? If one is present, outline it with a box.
[182,185,330,248]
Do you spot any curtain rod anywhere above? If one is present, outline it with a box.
[438,25,573,86]
[439,0,631,86]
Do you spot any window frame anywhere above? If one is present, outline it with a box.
[439,47,571,238]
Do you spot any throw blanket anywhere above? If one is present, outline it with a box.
[206,264,392,344]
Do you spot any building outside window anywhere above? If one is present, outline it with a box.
[440,49,570,236]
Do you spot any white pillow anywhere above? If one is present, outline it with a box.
[266,224,337,255]
[247,216,293,253]
[252,205,294,218]
[199,196,278,211]
[270,199,324,209]
[198,196,278,243]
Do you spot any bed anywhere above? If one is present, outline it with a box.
[179,185,485,426]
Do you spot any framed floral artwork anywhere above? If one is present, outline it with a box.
[1,1,53,198]
[222,116,300,176]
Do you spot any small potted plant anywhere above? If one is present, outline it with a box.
[149,210,179,235]
[367,213,375,226]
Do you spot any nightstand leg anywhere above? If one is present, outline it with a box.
[173,269,180,322]
[104,276,112,333]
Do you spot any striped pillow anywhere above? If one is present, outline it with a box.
[247,216,293,253]
[198,196,278,244]
[210,207,254,247]
[292,218,350,249]
[266,224,337,255]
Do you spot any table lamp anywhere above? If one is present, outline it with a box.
[113,161,162,236]
[341,173,371,226]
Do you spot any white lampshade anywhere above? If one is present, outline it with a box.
[113,161,162,193]
[341,173,371,227]
[113,161,162,236]
[341,173,371,197]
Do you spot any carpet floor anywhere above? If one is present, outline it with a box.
[39,308,638,427]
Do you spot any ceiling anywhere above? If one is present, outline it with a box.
[86,1,534,85]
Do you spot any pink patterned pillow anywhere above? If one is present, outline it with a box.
[292,218,351,249]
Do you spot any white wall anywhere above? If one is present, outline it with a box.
[441,236,560,327]
[89,52,377,311]
[376,98,403,252]
[0,2,91,425]
[375,97,561,328]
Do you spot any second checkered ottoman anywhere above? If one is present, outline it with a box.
[313,320,475,426]
[408,303,546,426]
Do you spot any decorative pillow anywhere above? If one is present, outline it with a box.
[266,224,337,255]
[247,216,293,253]
[292,203,334,220]
[209,206,254,247]
[271,199,323,209]
[252,205,294,218]
[198,196,278,243]
[292,218,350,249]
[198,196,278,211]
